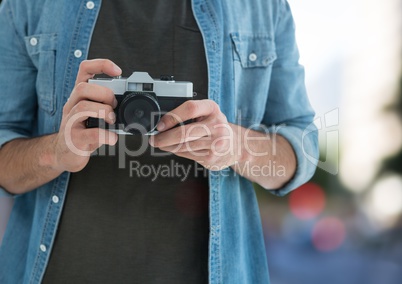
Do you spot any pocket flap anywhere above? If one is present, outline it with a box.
[230,33,277,68]
[24,33,58,55]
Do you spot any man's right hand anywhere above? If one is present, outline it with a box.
[0,59,122,194]
[52,59,121,173]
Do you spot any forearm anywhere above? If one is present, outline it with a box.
[232,124,296,190]
[0,135,62,195]
[0,60,121,195]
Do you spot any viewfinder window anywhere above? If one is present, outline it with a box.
[143,83,153,91]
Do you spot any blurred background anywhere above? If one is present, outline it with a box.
[256,0,402,283]
[1,0,402,283]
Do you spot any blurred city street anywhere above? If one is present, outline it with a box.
[257,0,402,282]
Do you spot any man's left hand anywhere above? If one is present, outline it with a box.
[149,99,240,170]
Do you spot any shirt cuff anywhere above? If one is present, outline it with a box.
[268,123,319,197]
[0,129,29,148]
[0,129,30,197]
[0,187,14,198]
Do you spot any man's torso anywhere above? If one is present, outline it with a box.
[43,1,209,282]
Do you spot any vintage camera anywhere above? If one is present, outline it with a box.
[86,72,193,134]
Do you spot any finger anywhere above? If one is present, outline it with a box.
[68,100,116,125]
[84,128,118,147]
[159,137,212,153]
[150,122,211,148]
[172,150,211,162]
[72,128,118,152]
[75,59,122,85]
[64,83,117,115]
[65,128,118,158]
[156,100,219,132]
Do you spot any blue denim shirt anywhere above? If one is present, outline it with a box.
[0,0,318,283]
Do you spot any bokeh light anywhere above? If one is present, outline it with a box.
[289,183,326,220]
[312,217,346,252]
[363,175,402,228]
[341,114,402,192]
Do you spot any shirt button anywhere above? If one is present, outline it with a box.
[52,195,59,204]
[249,53,258,62]
[40,244,47,252]
[30,37,38,46]
[74,49,83,58]
[86,1,95,9]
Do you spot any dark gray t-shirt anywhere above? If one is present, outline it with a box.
[43,1,209,283]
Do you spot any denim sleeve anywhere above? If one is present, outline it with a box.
[262,0,319,196]
[0,1,37,197]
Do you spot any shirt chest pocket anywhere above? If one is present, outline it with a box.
[24,33,57,115]
[230,33,277,127]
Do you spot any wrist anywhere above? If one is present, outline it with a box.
[232,124,269,165]
[38,134,61,173]
[230,123,250,166]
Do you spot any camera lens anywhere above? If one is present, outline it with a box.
[119,92,161,134]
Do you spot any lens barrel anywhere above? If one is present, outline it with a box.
[119,92,161,134]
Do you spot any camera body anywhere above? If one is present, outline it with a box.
[86,72,193,134]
